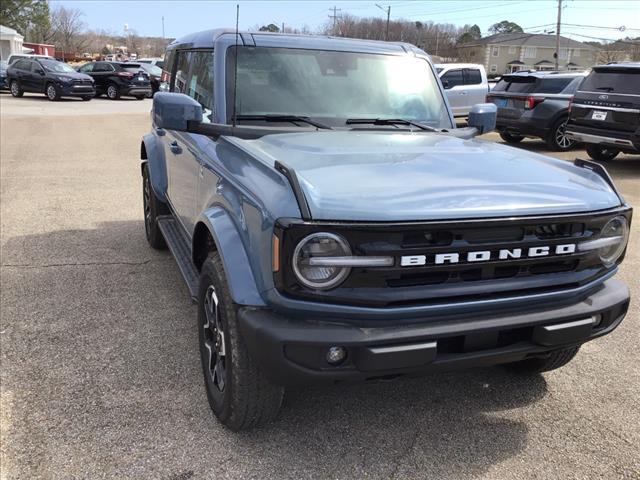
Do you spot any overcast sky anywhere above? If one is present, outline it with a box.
[50,0,639,43]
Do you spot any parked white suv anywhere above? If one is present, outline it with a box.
[7,53,54,65]
[435,63,489,118]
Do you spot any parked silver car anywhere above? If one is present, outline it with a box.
[435,63,489,118]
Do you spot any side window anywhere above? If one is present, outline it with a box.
[94,63,114,72]
[79,63,94,73]
[14,59,29,70]
[186,50,214,123]
[162,49,175,84]
[173,51,193,93]
[441,69,464,89]
[562,77,582,94]
[535,78,572,94]
[464,68,482,85]
[30,61,43,73]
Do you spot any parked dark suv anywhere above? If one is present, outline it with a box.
[125,62,161,95]
[488,70,587,151]
[6,58,95,101]
[77,61,151,99]
[566,62,640,161]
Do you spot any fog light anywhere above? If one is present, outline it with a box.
[326,346,346,365]
[591,314,602,327]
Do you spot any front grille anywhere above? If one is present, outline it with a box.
[275,210,629,307]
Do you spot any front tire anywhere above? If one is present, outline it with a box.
[546,117,575,151]
[508,346,580,373]
[10,80,23,97]
[586,144,620,161]
[142,165,168,249]
[46,83,61,101]
[198,252,284,431]
[106,83,120,100]
[499,131,524,143]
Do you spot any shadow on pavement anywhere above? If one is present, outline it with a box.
[2,220,549,478]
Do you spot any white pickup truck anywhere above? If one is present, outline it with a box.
[435,63,489,118]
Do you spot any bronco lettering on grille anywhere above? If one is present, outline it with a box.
[400,244,576,267]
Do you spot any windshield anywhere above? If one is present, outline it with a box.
[225,46,451,128]
[40,60,75,73]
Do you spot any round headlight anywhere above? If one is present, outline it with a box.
[292,232,351,290]
[598,216,629,267]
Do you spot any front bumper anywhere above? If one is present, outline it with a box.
[60,84,96,97]
[238,279,629,386]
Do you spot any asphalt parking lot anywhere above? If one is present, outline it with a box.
[1,91,639,479]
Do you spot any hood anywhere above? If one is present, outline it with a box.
[53,71,92,81]
[231,131,622,221]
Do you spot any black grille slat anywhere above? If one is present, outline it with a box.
[275,211,627,307]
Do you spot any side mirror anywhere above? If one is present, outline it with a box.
[442,79,450,89]
[153,92,203,132]
[468,103,497,135]
[38,69,45,75]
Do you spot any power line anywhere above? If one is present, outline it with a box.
[561,31,640,45]
[395,1,527,18]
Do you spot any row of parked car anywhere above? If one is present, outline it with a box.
[486,64,639,161]
[423,61,638,161]
[0,54,163,101]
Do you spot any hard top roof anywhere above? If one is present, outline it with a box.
[502,70,587,79]
[168,28,423,56]
[593,62,640,71]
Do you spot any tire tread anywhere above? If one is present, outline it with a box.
[200,253,283,431]
[509,346,580,373]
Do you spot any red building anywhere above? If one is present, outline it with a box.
[23,42,56,57]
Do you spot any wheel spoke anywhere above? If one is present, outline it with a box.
[214,358,226,391]
[203,339,214,372]
[202,284,226,392]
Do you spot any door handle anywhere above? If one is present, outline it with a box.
[169,140,182,155]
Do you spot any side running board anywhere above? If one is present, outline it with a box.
[157,215,199,302]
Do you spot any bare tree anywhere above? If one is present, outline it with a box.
[51,5,87,58]
[323,15,463,59]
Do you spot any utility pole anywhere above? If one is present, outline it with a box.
[162,16,165,41]
[435,25,439,56]
[282,22,285,33]
[375,4,391,41]
[554,0,562,70]
[329,6,341,35]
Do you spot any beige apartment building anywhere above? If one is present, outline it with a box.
[458,33,599,76]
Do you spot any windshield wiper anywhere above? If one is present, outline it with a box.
[345,118,438,131]
[235,115,333,130]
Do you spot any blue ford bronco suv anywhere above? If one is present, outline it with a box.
[141,29,631,431]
